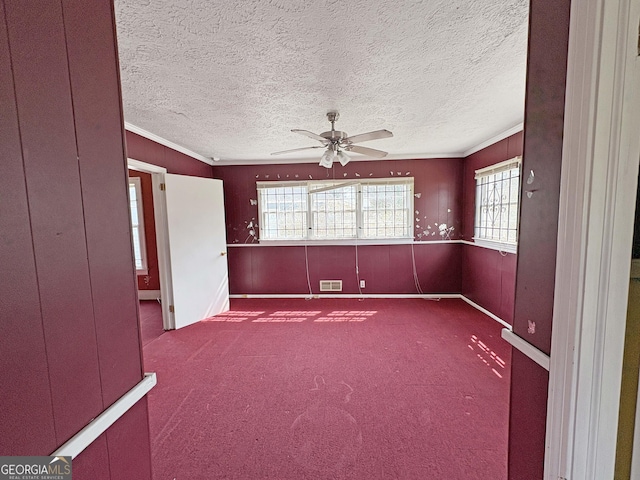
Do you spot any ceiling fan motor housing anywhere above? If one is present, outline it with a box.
[322,111,347,145]
[320,130,348,142]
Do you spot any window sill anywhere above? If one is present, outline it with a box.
[257,238,415,247]
[470,238,518,254]
[136,268,149,275]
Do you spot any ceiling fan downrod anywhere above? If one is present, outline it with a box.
[327,111,339,132]
[320,111,347,143]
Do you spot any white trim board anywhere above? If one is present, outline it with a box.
[460,239,518,255]
[228,240,463,247]
[470,238,517,254]
[137,290,161,301]
[212,152,465,166]
[545,0,640,478]
[229,293,460,299]
[474,155,522,177]
[501,328,550,371]
[229,293,513,327]
[125,123,213,166]
[462,123,524,157]
[52,373,156,459]
[127,159,175,330]
[125,123,524,167]
[127,158,167,174]
[459,296,512,330]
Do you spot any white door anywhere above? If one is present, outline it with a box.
[164,174,229,329]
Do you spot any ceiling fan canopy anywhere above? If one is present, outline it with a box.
[271,111,393,168]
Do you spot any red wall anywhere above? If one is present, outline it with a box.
[229,243,462,295]
[462,245,517,322]
[0,1,151,478]
[461,133,523,324]
[128,171,160,291]
[508,0,571,478]
[125,131,214,293]
[125,130,213,293]
[213,158,464,295]
[126,131,214,178]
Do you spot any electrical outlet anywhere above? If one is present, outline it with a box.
[360,280,366,288]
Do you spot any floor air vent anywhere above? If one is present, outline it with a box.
[319,280,343,292]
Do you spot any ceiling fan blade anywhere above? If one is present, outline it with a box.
[346,145,388,158]
[343,129,393,144]
[291,129,330,144]
[271,145,325,155]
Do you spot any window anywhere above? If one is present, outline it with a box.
[129,176,148,273]
[257,178,413,242]
[474,156,521,252]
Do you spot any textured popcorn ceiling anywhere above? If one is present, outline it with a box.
[114,0,529,163]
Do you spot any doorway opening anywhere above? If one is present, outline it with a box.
[127,158,231,338]
[127,159,174,334]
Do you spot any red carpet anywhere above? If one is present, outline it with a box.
[142,298,510,479]
[139,300,165,346]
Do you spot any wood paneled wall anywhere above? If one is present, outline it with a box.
[228,243,462,295]
[509,0,572,478]
[126,131,214,178]
[0,1,152,478]
[461,133,523,324]
[214,158,464,295]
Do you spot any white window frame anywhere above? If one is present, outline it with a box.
[309,181,359,240]
[473,156,521,253]
[256,178,414,244]
[129,176,148,274]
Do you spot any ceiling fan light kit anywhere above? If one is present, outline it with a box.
[271,111,393,168]
[319,146,335,168]
[337,150,350,167]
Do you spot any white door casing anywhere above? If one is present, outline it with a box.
[127,159,173,330]
[547,0,640,478]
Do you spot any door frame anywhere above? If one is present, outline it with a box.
[546,0,640,477]
[127,158,176,330]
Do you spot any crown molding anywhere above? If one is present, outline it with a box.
[124,122,525,167]
[462,123,524,157]
[209,152,464,166]
[124,122,214,165]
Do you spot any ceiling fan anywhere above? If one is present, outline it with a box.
[271,111,393,168]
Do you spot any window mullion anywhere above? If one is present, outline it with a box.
[507,171,512,242]
[407,182,413,237]
[306,183,312,240]
[356,184,362,239]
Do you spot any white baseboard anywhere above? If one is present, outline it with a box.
[229,293,459,299]
[228,293,512,329]
[138,290,161,301]
[459,296,512,330]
